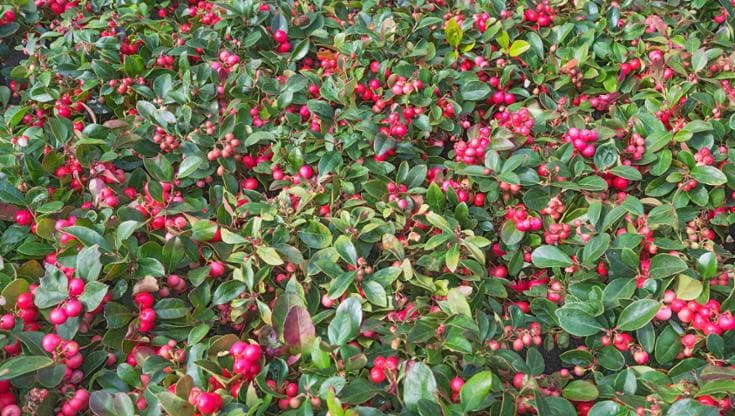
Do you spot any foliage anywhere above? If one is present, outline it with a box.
[0,0,734,415]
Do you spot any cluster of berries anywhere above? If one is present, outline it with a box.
[564,127,598,158]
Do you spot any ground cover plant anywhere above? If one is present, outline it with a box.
[0,0,735,415]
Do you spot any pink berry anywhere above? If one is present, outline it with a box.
[64,299,84,317]
[49,307,68,325]
[42,333,62,352]
[68,278,85,297]
[0,314,14,330]
[298,165,314,179]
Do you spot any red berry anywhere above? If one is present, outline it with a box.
[612,177,628,190]
[15,210,32,226]
[285,382,298,397]
[195,392,223,414]
[633,350,649,364]
[273,30,288,43]
[242,343,262,362]
[139,308,156,323]
[209,261,226,278]
[68,278,85,297]
[16,292,34,310]
[277,41,291,53]
[369,367,385,383]
[134,292,155,309]
[450,377,464,392]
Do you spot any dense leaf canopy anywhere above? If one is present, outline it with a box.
[0,0,735,415]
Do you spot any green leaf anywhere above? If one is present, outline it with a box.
[307,99,334,119]
[363,281,387,307]
[64,226,112,252]
[138,257,165,277]
[326,388,344,416]
[616,299,660,331]
[526,347,545,375]
[445,18,462,48]
[403,362,438,412]
[191,220,218,241]
[655,325,681,364]
[156,392,196,416]
[290,39,310,61]
[0,180,26,206]
[426,182,445,211]
[212,280,246,305]
[691,49,708,73]
[188,324,210,345]
[675,274,703,300]
[582,234,610,266]
[334,235,357,266]
[34,265,69,309]
[257,246,284,266]
[508,40,530,57]
[665,399,719,416]
[597,346,624,371]
[327,271,356,299]
[500,220,525,246]
[603,74,618,93]
[220,228,247,244]
[562,380,599,402]
[104,302,133,329]
[445,243,460,272]
[649,254,688,278]
[497,31,510,49]
[460,370,494,412]
[0,22,19,38]
[79,281,108,311]
[588,401,622,416]
[318,151,342,180]
[178,156,203,179]
[460,81,492,101]
[446,287,471,317]
[77,245,102,281]
[115,221,140,247]
[124,55,145,77]
[425,212,453,233]
[89,391,136,416]
[578,176,608,191]
[144,156,174,182]
[532,245,574,268]
[555,307,604,336]
[609,165,642,181]
[594,142,618,170]
[298,220,332,249]
[154,298,190,319]
[0,356,54,380]
[697,252,717,279]
[369,267,402,286]
[690,165,727,186]
[327,296,362,346]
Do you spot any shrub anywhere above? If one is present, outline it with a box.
[0,0,734,415]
